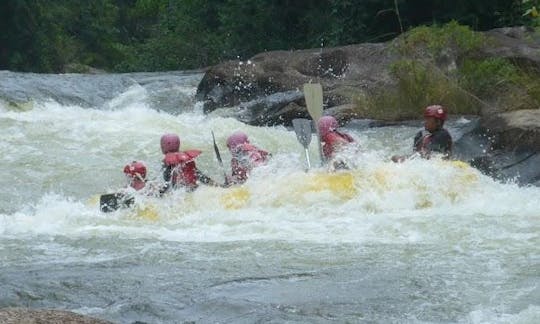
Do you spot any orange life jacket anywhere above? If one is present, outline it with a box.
[322,131,354,159]
[163,150,202,188]
[230,143,269,184]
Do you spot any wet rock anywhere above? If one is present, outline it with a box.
[196,26,540,185]
[482,109,540,152]
[196,43,392,118]
[454,111,540,185]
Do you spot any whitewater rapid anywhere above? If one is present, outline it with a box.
[0,73,539,323]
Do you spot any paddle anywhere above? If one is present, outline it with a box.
[292,118,313,171]
[212,130,229,185]
[303,83,325,165]
[99,192,134,212]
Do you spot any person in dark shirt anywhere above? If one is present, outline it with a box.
[392,105,452,162]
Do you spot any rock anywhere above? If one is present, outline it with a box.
[324,104,360,124]
[482,109,540,151]
[195,26,540,125]
[196,43,393,120]
[209,90,306,126]
[0,308,112,324]
[482,27,540,66]
[454,110,540,185]
[196,26,540,185]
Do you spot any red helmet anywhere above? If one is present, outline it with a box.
[318,116,338,137]
[227,131,249,149]
[160,133,180,154]
[123,161,147,179]
[424,105,447,121]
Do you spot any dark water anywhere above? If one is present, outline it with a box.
[1,236,538,323]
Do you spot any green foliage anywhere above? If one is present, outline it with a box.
[396,21,485,59]
[354,21,540,120]
[119,0,226,71]
[0,0,535,72]
[522,0,540,26]
[459,58,519,96]
[502,66,540,111]
[353,59,479,120]
[458,57,540,111]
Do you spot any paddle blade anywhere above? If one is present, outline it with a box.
[99,193,134,212]
[292,118,313,148]
[303,83,323,122]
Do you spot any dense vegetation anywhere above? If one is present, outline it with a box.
[351,21,540,119]
[1,0,537,73]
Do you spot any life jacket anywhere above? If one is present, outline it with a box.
[415,132,432,156]
[130,179,146,191]
[230,143,269,183]
[414,129,452,158]
[322,131,355,159]
[163,149,202,188]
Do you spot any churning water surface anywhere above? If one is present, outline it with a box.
[0,71,539,323]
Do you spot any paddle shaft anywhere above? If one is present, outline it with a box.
[304,148,311,170]
[212,131,229,184]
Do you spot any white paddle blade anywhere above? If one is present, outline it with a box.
[303,83,325,166]
[303,83,323,122]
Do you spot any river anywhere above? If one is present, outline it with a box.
[0,71,538,323]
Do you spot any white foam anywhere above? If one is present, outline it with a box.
[1,99,539,247]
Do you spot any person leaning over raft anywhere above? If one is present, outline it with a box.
[317,115,356,170]
[391,105,453,163]
[123,161,147,191]
[122,160,163,196]
[226,130,270,185]
[159,133,221,192]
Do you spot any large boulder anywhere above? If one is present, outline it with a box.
[196,43,394,124]
[196,26,540,185]
[482,26,540,66]
[453,109,540,185]
[482,109,540,151]
[196,26,540,124]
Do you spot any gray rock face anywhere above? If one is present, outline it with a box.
[482,109,540,152]
[196,43,393,120]
[470,109,540,185]
[482,26,540,66]
[0,308,112,324]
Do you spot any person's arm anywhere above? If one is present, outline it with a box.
[392,131,424,163]
[196,169,225,187]
[413,130,423,152]
[158,164,173,194]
